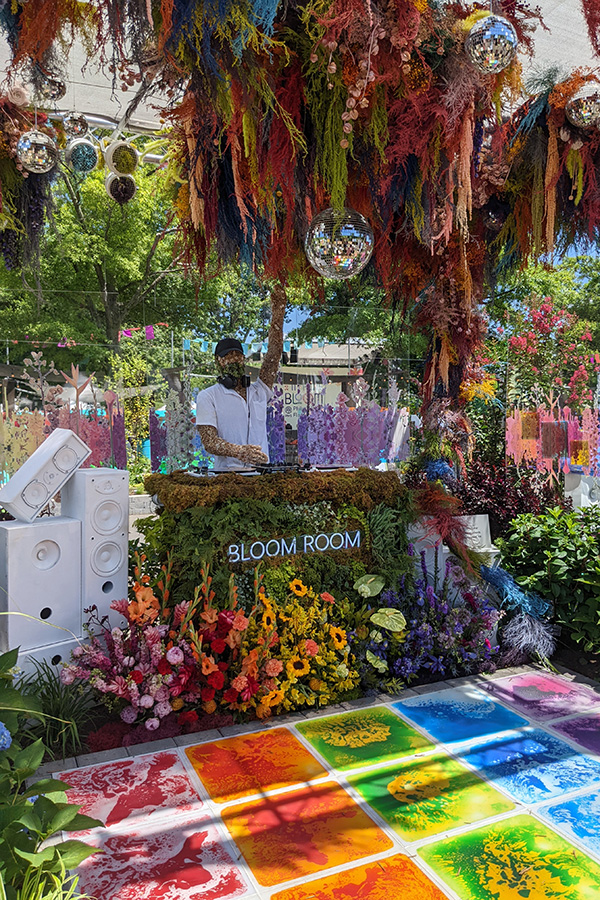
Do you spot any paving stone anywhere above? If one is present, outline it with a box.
[174,729,222,747]
[411,681,453,695]
[219,720,270,738]
[35,757,77,778]
[444,675,487,688]
[341,695,381,710]
[75,747,129,767]
[126,738,178,756]
[265,712,309,727]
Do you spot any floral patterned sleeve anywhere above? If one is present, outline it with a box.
[259,284,287,390]
[198,425,267,464]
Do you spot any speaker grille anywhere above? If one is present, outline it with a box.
[91,541,124,576]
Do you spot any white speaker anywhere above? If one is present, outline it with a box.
[60,468,129,624]
[19,638,84,676]
[0,429,91,522]
[0,517,82,653]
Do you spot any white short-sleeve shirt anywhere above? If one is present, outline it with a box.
[195,379,273,470]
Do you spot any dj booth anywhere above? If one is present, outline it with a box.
[143,465,416,604]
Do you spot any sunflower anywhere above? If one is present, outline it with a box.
[261,609,275,630]
[289,579,308,597]
[286,656,310,679]
[329,625,347,649]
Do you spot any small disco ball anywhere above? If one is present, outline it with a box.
[65,138,98,174]
[105,140,138,176]
[16,130,58,174]
[37,75,67,102]
[565,89,600,128]
[105,173,137,205]
[465,14,518,74]
[63,112,89,138]
[305,207,374,279]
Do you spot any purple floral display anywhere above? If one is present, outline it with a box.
[48,406,127,469]
[149,411,168,473]
[267,383,286,464]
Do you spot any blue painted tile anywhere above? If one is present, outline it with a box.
[392,686,528,744]
[538,788,600,858]
[460,728,600,804]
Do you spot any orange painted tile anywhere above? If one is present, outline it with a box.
[221,780,394,887]
[186,727,327,803]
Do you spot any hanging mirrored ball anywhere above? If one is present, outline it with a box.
[565,89,600,128]
[465,14,518,74]
[16,130,59,174]
[37,75,67,103]
[305,208,374,279]
[63,112,89,138]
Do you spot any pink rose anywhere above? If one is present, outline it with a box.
[145,718,160,731]
[60,668,76,685]
[231,674,248,692]
[232,613,249,631]
[139,694,154,708]
[304,640,319,657]
[120,706,138,724]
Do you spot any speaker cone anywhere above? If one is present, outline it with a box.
[22,480,50,508]
[91,541,123,576]
[92,500,124,534]
[53,446,79,473]
[32,539,61,570]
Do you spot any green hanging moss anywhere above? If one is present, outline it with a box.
[366,86,389,164]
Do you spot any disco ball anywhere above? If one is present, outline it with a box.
[16,130,58,174]
[565,89,600,128]
[65,138,99,174]
[305,207,374,279]
[105,173,137,205]
[105,140,139,175]
[37,75,67,103]
[465,14,518,74]
[63,112,89,138]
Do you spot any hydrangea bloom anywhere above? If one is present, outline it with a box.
[0,722,12,751]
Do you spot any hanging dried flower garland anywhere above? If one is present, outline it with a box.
[1,0,600,400]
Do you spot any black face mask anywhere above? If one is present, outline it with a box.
[217,361,250,390]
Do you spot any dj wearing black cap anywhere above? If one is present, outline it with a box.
[196,285,286,470]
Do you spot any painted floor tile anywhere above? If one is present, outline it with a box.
[419,813,600,900]
[296,706,433,771]
[62,751,203,830]
[221,779,394,887]
[538,788,600,858]
[348,751,514,842]
[76,811,250,900]
[482,672,600,722]
[551,712,600,755]
[392,686,527,744]
[460,728,600,804]
[185,727,326,804]
[271,853,448,900]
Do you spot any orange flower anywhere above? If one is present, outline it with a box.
[128,584,160,625]
[241,648,259,679]
[201,607,218,625]
[201,654,219,675]
[289,579,308,597]
[203,700,217,715]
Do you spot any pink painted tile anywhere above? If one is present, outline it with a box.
[76,812,250,900]
[62,752,203,830]
[482,673,600,721]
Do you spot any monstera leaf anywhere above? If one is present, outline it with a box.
[370,608,407,633]
[353,574,385,597]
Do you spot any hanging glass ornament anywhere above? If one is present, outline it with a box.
[105,173,137,205]
[16,130,58,174]
[37,75,67,103]
[465,15,518,74]
[565,88,600,128]
[65,138,99,174]
[305,208,374,279]
[63,112,89,138]
[104,140,138,176]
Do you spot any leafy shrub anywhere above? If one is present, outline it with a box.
[498,506,600,652]
[456,461,566,540]
[0,649,100,898]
